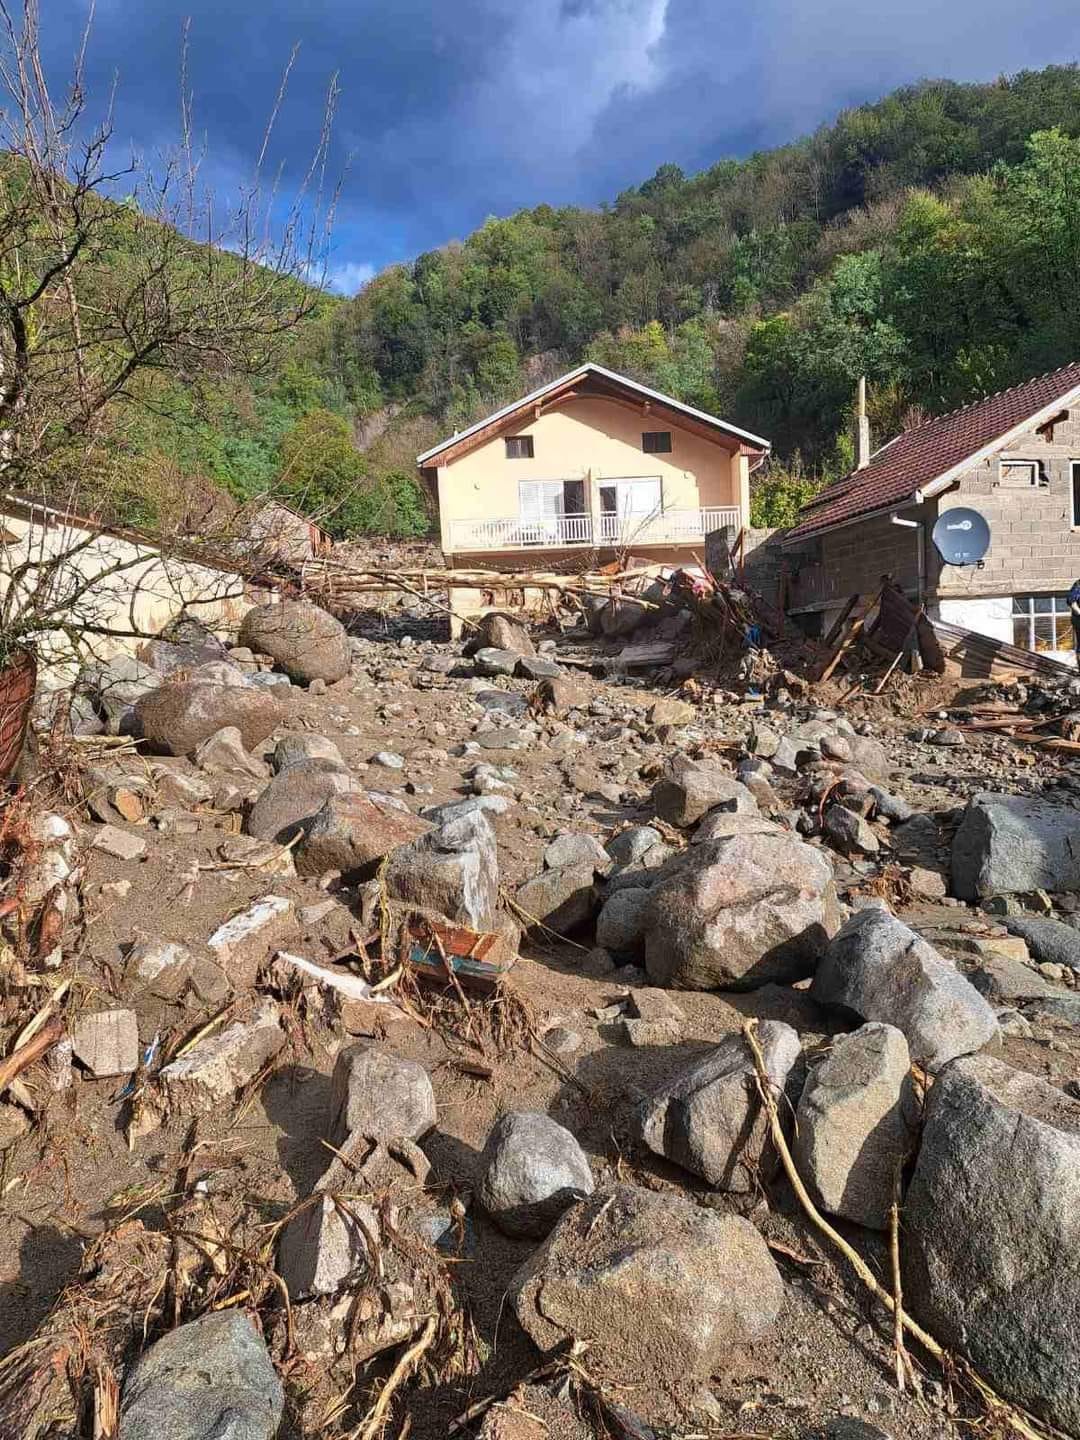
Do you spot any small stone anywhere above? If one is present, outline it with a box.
[823,804,879,856]
[193,726,268,779]
[371,750,405,769]
[72,1009,140,1077]
[328,1043,436,1145]
[91,825,147,861]
[908,866,947,900]
[477,1111,594,1237]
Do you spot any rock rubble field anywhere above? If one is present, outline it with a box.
[3,595,1080,1440]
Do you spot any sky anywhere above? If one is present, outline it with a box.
[45,0,1080,295]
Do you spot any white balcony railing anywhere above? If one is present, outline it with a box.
[448,506,740,553]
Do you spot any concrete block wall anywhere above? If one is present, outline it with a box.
[787,509,922,611]
[934,413,1080,598]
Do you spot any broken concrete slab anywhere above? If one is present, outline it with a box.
[206,895,298,988]
[72,1009,140,1077]
[91,824,147,861]
[158,1000,285,1113]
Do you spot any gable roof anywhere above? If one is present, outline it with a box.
[417,362,770,468]
[784,361,1080,545]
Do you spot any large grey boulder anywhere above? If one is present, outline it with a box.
[1001,914,1080,971]
[90,655,163,734]
[543,832,611,873]
[510,1184,783,1384]
[952,792,1080,900]
[793,1023,916,1229]
[477,1111,594,1237]
[246,759,357,844]
[328,1043,436,1146]
[903,1055,1080,1433]
[117,1311,283,1440]
[134,678,281,757]
[596,886,650,954]
[644,831,840,989]
[465,611,535,657]
[637,1021,800,1191]
[384,809,499,930]
[652,757,757,828]
[239,599,350,685]
[299,792,429,878]
[811,910,999,1071]
[515,862,598,936]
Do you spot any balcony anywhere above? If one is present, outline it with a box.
[447,506,741,553]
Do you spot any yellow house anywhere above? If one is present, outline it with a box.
[418,363,770,568]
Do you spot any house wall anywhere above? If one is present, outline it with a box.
[932,409,1080,598]
[0,507,254,680]
[436,394,743,552]
[786,406,1080,617]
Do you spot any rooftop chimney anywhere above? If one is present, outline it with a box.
[855,376,871,470]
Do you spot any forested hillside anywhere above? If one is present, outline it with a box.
[125,64,1080,536]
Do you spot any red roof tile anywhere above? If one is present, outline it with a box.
[785,361,1080,544]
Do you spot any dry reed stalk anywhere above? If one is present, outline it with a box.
[351,1315,438,1440]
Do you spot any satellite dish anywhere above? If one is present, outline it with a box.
[932,508,991,565]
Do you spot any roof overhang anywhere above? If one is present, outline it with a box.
[417,362,770,469]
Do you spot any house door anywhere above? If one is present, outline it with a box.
[598,477,662,543]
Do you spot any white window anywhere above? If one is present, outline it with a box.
[999,459,1046,488]
[1011,595,1073,653]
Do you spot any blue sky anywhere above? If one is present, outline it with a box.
[48,0,1080,294]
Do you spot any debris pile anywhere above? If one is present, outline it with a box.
[0,586,1078,1440]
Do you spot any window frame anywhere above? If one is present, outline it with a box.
[642,430,672,455]
[504,435,534,460]
[1071,459,1080,527]
[1011,594,1074,653]
[999,458,1045,488]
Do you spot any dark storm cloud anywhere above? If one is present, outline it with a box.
[41,0,1080,291]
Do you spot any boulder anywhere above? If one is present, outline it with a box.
[516,655,562,680]
[117,1311,283,1440]
[903,1054,1080,1433]
[90,655,162,733]
[637,1021,800,1190]
[515,863,598,936]
[599,596,648,638]
[277,1137,431,1299]
[135,678,281,757]
[970,955,1057,1005]
[193,726,268,779]
[246,759,357,844]
[606,825,663,868]
[328,1043,436,1146]
[299,792,430,878]
[510,1184,783,1384]
[952,792,1080,900]
[473,647,519,677]
[823,804,879,856]
[543,832,610,873]
[466,612,535,657]
[793,1023,916,1229]
[535,675,585,714]
[848,734,890,782]
[595,887,650,954]
[652,757,758,828]
[271,734,344,772]
[239,599,350,684]
[384,810,500,930]
[1001,914,1080,971]
[644,831,840,990]
[477,1111,594,1237]
[810,909,999,1071]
